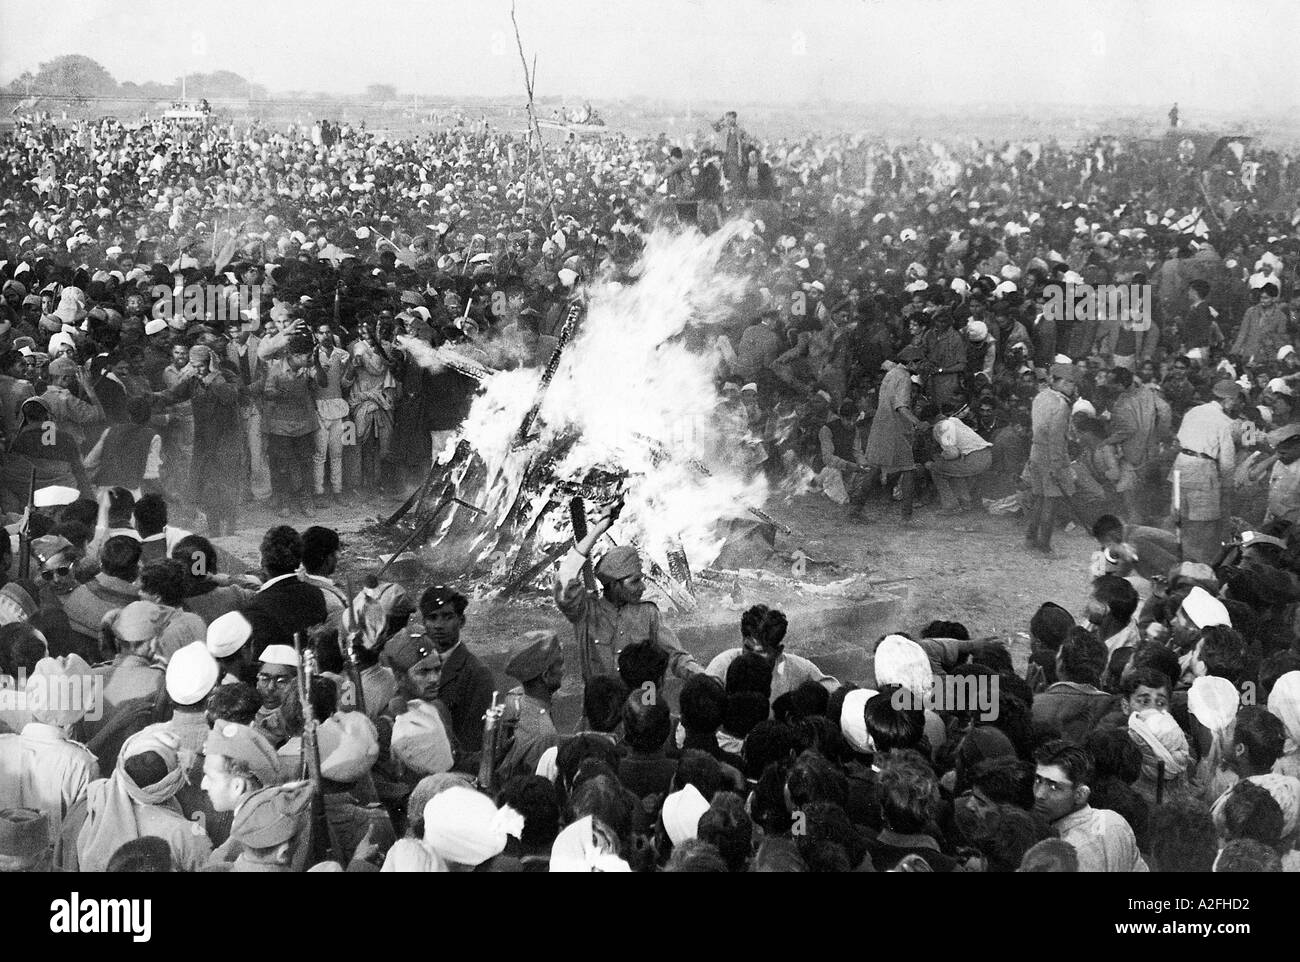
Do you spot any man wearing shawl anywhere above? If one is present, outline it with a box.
[1269,671,1300,779]
[66,728,212,872]
[0,655,99,837]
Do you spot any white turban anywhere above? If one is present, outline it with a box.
[1268,671,1300,755]
[839,688,878,753]
[874,635,933,697]
[549,815,631,873]
[661,783,709,847]
[423,786,524,867]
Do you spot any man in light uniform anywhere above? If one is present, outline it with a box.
[1171,380,1242,563]
[556,512,702,684]
[1023,362,1080,554]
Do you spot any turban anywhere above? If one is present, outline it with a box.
[662,783,709,846]
[1049,362,1080,383]
[1181,586,1231,629]
[422,786,523,867]
[965,320,989,342]
[408,773,475,826]
[1188,675,1239,736]
[204,721,280,788]
[206,611,252,659]
[504,630,562,683]
[594,545,641,583]
[229,780,315,850]
[144,319,168,336]
[874,634,933,697]
[1268,671,1300,755]
[1128,709,1190,777]
[188,344,211,365]
[391,700,455,775]
[381,837,449,873]
[165,641,218,705]
[26,654,94,727]
[106,601,170,645]
[77,729,188,873]
[839,687,877,754]
[549,815,630,872]
[317,711,379,782]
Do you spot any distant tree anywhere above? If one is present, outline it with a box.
[365,84,398,103]
[30,54,117,103]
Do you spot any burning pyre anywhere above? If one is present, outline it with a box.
[395,223,770,607]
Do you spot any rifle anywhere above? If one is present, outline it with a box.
[340,574,366,718]
[17,467,35,580]
[293,631,344,866]
[568,496,597,592]
[476,691,505,796]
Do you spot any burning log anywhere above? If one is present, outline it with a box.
[515,298,584,445]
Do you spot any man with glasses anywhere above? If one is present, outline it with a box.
[253,644,299,749]
[1033,740,1147,872]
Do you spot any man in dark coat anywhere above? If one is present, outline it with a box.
[241,525,327,656]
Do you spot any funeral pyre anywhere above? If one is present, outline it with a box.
[382,223,794,610]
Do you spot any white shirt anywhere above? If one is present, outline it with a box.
[933,416,993,458]
[705,648,839,702]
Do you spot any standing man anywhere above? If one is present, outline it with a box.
[1232,283,1288,366]
[224,319,270,503]
[711,111,746,188]
[159,342,194,504]
[556,512,703,684]
[1023,362,1080,555]
[493,631,564,784]
[862,345,926,524]
[389,585,495,753]
[258,320,318,519]
[1172,380,1241,564]
[1104,367,1157,522]
[310,323,351,508]
[922,314,967,407]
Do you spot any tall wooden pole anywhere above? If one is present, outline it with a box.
[511,1,560,227]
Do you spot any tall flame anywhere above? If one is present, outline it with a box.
[412,223,768,580]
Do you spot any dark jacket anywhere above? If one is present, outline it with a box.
[436,643,496,753]
[241,575,328,656]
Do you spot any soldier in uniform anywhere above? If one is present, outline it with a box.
[1023,362,1081,555]
[494,631,564,785]
[1171,380,1242,563]
[556,513,703,685]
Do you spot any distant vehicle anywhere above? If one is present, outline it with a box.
[539,102,607,135]
[161,99,212,124]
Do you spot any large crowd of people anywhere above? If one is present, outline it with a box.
[1,106,1300,872]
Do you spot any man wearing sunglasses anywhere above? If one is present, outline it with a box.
[1033,740,1147,872]
[30,534,78,596]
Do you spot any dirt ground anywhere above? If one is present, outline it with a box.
[214,485,1095,684]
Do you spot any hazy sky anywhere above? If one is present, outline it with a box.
[1,0,1296,109]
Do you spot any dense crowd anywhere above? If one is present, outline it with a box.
[1,108,1300,871]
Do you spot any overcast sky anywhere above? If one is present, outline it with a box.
[1,0,1295,109]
